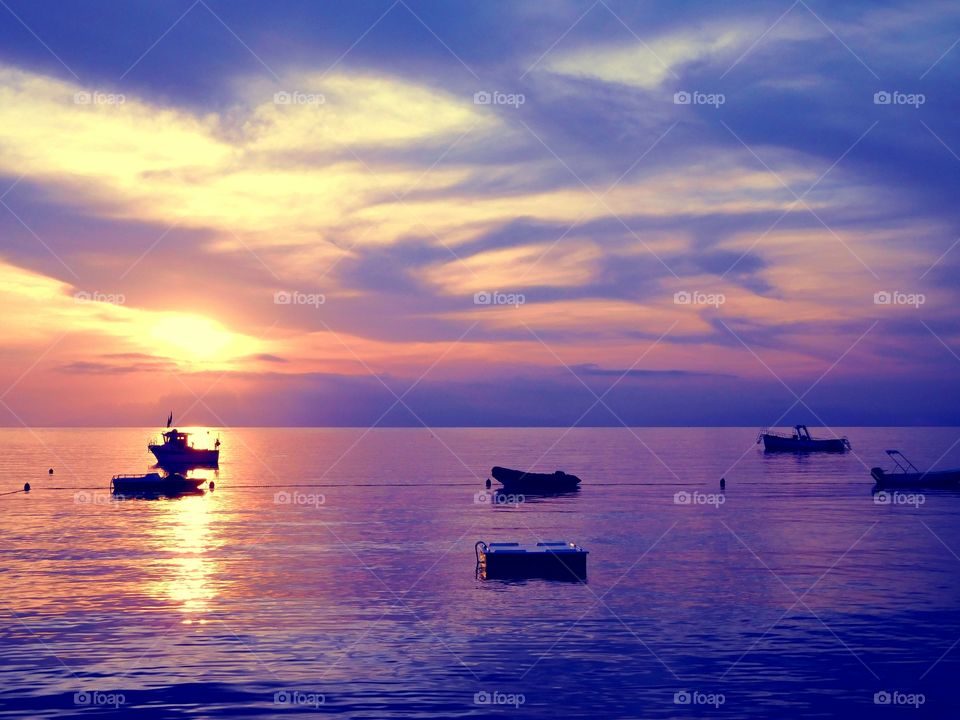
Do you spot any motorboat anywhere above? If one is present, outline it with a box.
[491,466,581,493]
[148,413,220,466]
[871,450,960,489]
[475,541,588,581]
[757,425,850,453]
[111,472,206,494]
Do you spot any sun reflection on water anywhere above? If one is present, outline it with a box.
[147,492,220,620]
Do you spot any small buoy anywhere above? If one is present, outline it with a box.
[48,468,53,475]
[720,477,726,489]
[485,478,491,489]
[23,482,30,492]
[209,481,215,491]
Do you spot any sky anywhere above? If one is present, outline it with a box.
[1,0,959,427]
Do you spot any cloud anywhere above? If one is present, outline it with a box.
[571,363,735,379]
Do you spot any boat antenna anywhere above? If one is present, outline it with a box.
[166,411,173,428]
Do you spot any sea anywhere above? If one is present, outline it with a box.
[2,427,960,719]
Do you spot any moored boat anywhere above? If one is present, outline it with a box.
[871,450,960,489]
[148,413,220,467]
[111,472,206,494]
[491,466,581,493]
[757,425,850,453]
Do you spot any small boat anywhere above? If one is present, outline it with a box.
[148,413,220,466]
[475,541,588,581]
[491,466,581,493]
[111,472,206,494]
[871,450,960,489]
[757,425,850,453]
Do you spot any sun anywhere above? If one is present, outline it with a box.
[147,313,256,362]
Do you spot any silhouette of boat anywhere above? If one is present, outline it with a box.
[757,425,850,453]
[148,413,219,466]
[871,450,960,489]
[111,472,206,494]
[491,466,581,493]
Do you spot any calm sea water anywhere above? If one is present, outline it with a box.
[2,427,960,719]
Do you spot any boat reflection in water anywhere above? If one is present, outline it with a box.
[490,487,580,505]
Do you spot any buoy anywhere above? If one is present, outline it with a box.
[24,482,30,492]
[720,477,726,489]
[209,481,215,491]
[485,478,491,489]
[48,468,53,475]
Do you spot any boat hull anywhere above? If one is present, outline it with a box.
[761,434,849,453]
[871,467,960,489]
[491,466,581,493]
[149,445,219,466]
[112,473,206,494]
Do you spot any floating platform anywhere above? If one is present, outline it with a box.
[476,541,588,581]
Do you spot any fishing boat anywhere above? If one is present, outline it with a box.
[757,425,850,453]
[475,541,588,581]
[111,472,206,494]
[148,413,220,466]
[491,466,581,493]
[871,450,960,489]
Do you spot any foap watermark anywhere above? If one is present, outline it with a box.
[874,90,925,108]
[473,690,525,709]
[74,290,125,305]
[674,690,725,708]
[274,91,325,106]
[674,90,725,108]
[273,690,325,709]
[474,490,525,506]
[874,290,925,308]
[874,491,925,508]
[274,491,326,509]
[674,490,725,508]
[74,490,112,506]
[73,691,125,709]
[874,690,925,708]
[473,90,525,108]
[474,291,525,308]
[674,290,725,308]
[274,290,326,308]
[73,91,125,106]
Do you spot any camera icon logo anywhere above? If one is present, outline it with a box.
[274,491,291,505]
[274,91,292,105]
[274,290,292,304]
[673,91,691,105]
[473,91,492,105]
[673,491,691,505]
[673,290,692,305]
[873,291,891,305]
[474,691,491,705]
[873,91,891,105]
[874,690,891,705]
[674,690,692,704]
[474,291,491,305]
